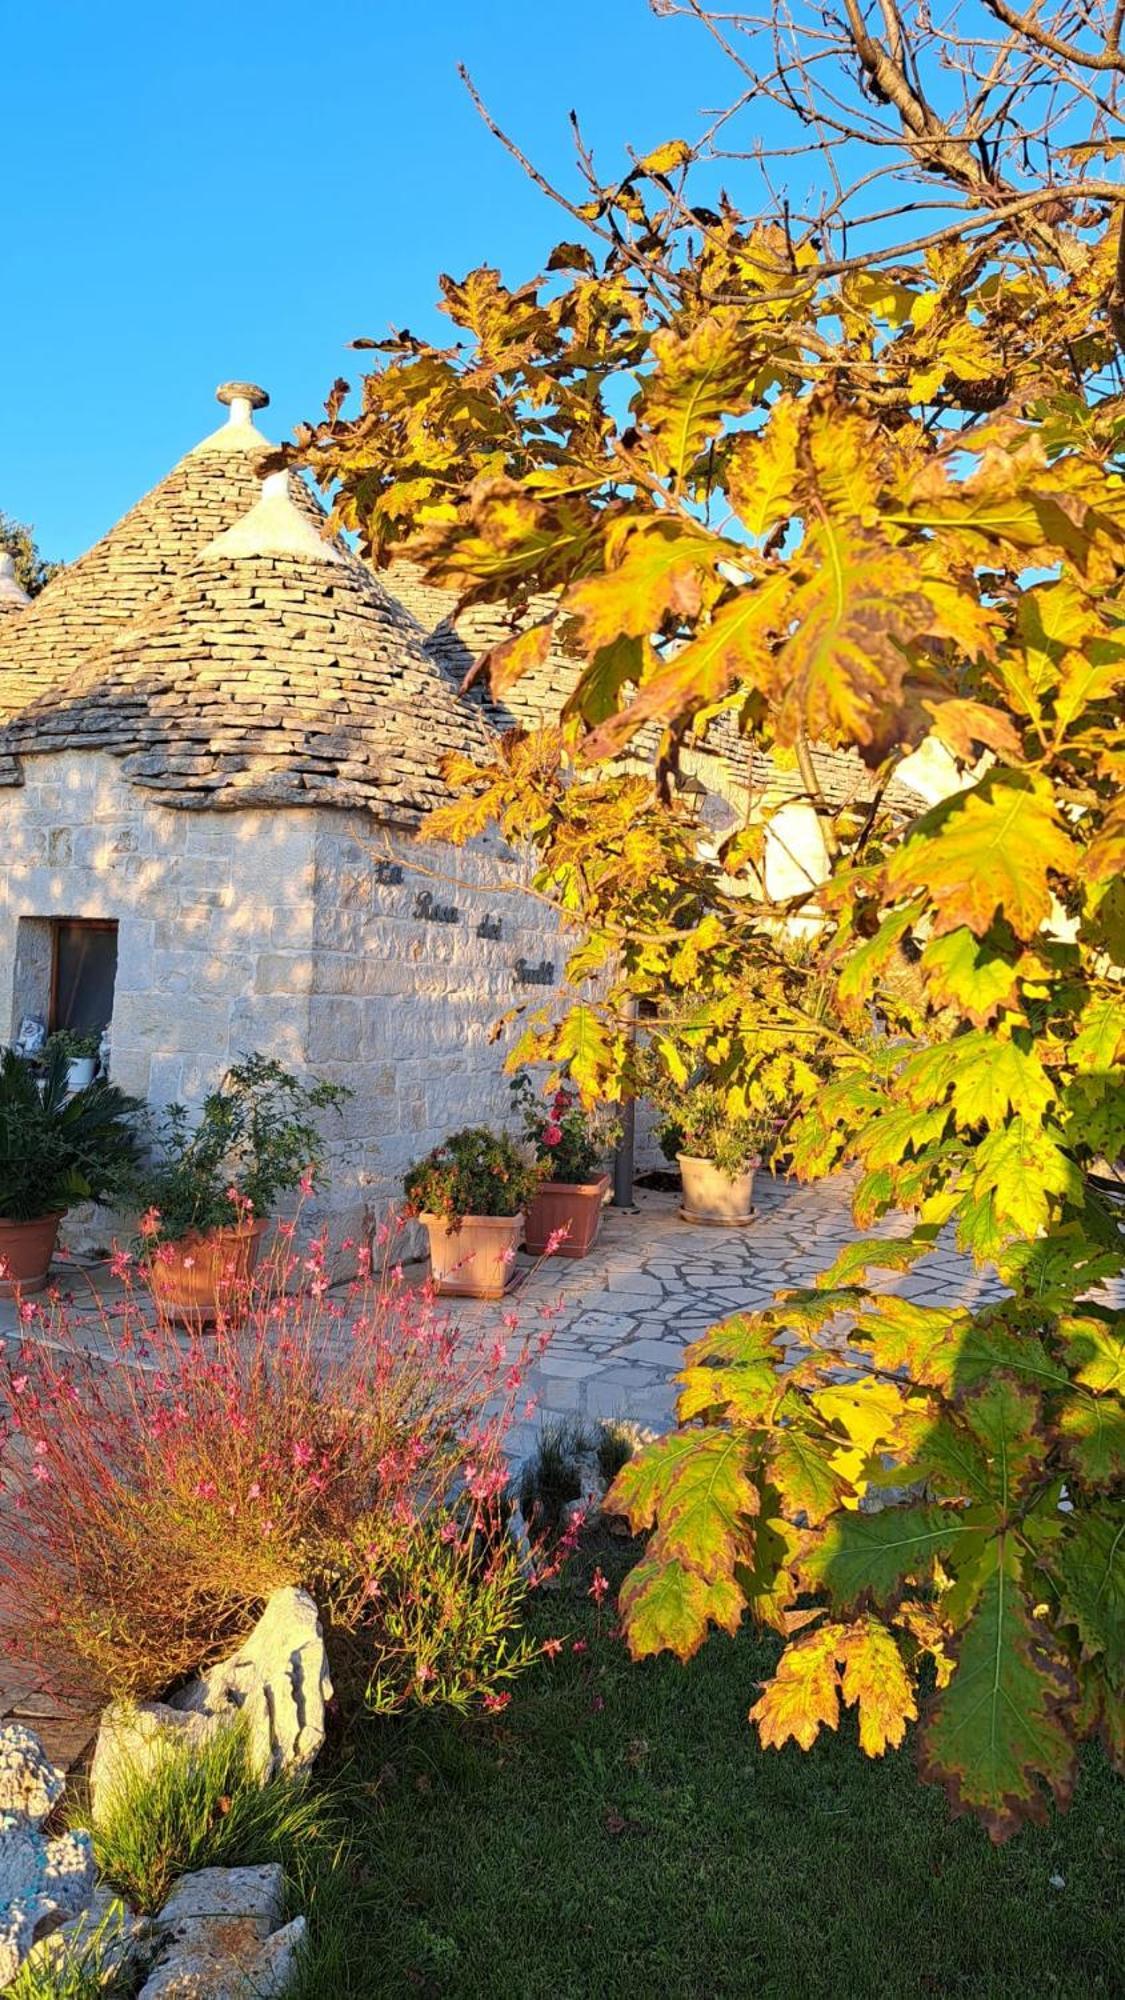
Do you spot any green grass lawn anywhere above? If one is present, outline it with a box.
[287,1532,1124,2000]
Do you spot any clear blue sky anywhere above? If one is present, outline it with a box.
[2,1,738,561]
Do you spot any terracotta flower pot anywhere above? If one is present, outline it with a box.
[147,1217,268,1326]
[0,1213,63,1298]
[420,1212,525,1299]
[525,1174,610,1259]
[677,1154,756,1226]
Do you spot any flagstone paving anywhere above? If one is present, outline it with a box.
[447,1169,1014,1464]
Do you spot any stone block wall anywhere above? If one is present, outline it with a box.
[304,815,565,1242]
[0,752,566,1254]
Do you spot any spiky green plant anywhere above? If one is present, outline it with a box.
[71,1715,334,1915]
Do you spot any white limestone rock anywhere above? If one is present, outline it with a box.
[154,1864,285,1941]
[90,1588,332,1823]
[137,1914,306,1998]
[0,1804,96,1984]
[0,1724,65,1825]
[170,1587,332,1782]
[23,1884,147,1986]
[89,1702,218,1826]
[139,1868,303,1999]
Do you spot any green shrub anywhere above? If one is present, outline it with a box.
[509,1072,618,1183]
[120,1052,349,1244]
[0,1044,139,1222]
[403,1126,540,1222]
[655,1083,775,1177]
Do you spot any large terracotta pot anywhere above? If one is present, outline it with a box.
[677,1154,756,1226]
[420,1212,525,1299]
[0,1213,63,1298]
[525,1174,610,1259]
[147,1218,268,1326]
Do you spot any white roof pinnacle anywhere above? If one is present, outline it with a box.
[190,380,272,457]
[0,552,31,612]
[199,470,347,567]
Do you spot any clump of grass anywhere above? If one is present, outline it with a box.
[71,1715,336,1914]
[594,1418,651,1490]
[517,1418,593,1534]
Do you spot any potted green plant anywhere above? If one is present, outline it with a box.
[403,1127,540,1298]
[511,1072,617,1259]
[123,1054,349,1323]
[656,1084,774,1225]
[45,1027,103,1093]
[0,1044,139,1295]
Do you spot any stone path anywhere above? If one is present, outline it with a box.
[448,1170,1012,1464]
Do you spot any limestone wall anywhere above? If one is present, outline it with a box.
[0,752,565,1253]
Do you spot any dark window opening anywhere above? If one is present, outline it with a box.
[50,920,119,1037]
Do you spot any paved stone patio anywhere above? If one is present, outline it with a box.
[455,1170,1011,1463]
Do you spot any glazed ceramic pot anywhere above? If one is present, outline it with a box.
[420,1212,525,1298]
[65,1057,97,1092]
[147,1217,268,1326]
[677,1154,755,1226]
[0,1213,63,1298]
[525,1174,610,1259]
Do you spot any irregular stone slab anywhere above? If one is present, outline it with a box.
[24,1884,146,1986]
[89,1702,219,1825]
[0,1724,65,1825]
[0,1809,96,1984]
[90,1589,332,1821]
[155,1864,285,1943]
[139,1907,305,1998]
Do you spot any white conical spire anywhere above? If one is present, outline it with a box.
[199,470,346,566]
[0,551,31,612]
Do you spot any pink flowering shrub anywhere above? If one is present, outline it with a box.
[0,1221,553,1715]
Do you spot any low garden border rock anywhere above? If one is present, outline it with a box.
[139,1864,305,1999]
[0,1725,98,1986]
[90,1586,332,1821]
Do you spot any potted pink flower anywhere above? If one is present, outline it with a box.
[512,1074,616,1260]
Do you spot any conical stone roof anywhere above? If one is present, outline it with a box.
[0,390,289,709]
[0,391,492,819]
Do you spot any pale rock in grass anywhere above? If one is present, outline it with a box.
[0,1801,96,1984]
[169,1587,332,1782]
[89,1587,332,1823]
[136,1915,306,1998]
[23,1884,147,1986]
[0,1724,65,1826]
[154,1864,285,1940]
[139,1867,303,1999]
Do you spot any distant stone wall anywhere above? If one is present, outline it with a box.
[0,751,565,1257]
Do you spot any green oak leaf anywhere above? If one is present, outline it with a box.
[618,1551,745,1663]
[798,1504,974,1611]
[919,1538,1078,1841]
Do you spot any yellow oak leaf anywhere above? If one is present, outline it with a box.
[749,1623,844,1751]
[837,1620,918,1756]
[886,771,1078,940]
